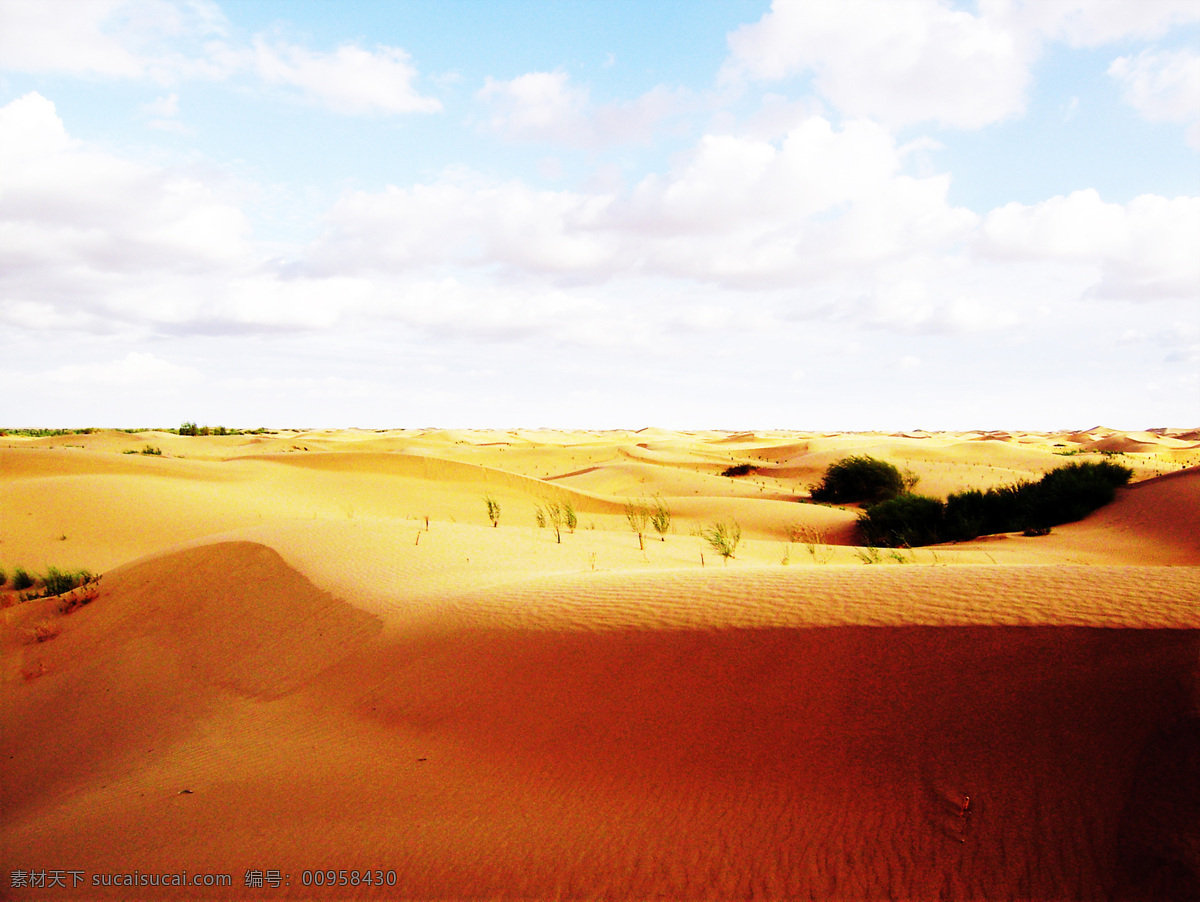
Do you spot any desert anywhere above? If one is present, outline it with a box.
[2,426,1198,900]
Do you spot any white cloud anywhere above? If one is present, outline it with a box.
[477,70,689,147]
[723,0,1034,129]
[979,189,1200,301]
[6,352,202,389]
[0,0,235,82]
[1109,48,1200,148]
[999,0,1200,47]
[252,38,442,115]
[0,2,440,117]
[0,93,253,329]
[722,0,1200,131]
[0,0,152,77]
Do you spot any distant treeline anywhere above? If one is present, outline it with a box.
[858,460,1134,548]
[0,427,127,437]
[1,425,277,437]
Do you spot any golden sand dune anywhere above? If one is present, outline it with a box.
[2,427,1198,900]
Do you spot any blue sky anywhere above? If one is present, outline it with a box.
[1,0,1197,430]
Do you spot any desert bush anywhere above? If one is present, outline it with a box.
[1026,459,1132,527]
[702,520,741,561]
[721,464,756,477]
[857,460,1133,547]
[485,496,501,527]
[857,494,944,548]
[179,421,198,436]
[811,455,905,504]
[563,499,578,534]
[13,567,33,591]
[42,566,92,597]
[649,495,671,541]
[141,445,161,455]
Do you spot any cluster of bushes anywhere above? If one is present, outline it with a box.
[0,428,97,437]
[857,460,1133,547]
[178,423,274,436]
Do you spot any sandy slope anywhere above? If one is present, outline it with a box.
[2,427,1198,900]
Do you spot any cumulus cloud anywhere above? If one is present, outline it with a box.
[0,0,235,82]
[979,189,1200,301]
[0,93,253,328]
[0,2,441,116]
[252,38,442,115]
[311,116,978,293]
[722,0,1200,130]
[1001,0,1200,47]
[3,91,1194,356]
[1108,48,1200,148]
[476,70,688,146]
[723,0,1034,129]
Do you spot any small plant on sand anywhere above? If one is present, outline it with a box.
[625,500,650,550]
[13,567,33,591]
[649,495,671,541]
[484,495,501,528]
[0,567,6,586]
[854,546,883,565]
[25,619,61,644]
[791,525,833,564]
[141,445,162,455]
[563,498,578,534]
[535,505,547,529]
[702,520,741,563]
[544,500,566,543]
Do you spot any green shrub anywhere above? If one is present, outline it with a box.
[13,567,33,591]
[484,495,501,527]
[1027,460,1131,527]
[702,520,741,561]
[857,460,1134,547]
[811,455,905,504]
[0,567,6,586]
[179,421,198,436]
[858,494,944,548]
[141,445,161,455]
[649,495,671,541]
[721,464,756,477]
[42,566,92,597]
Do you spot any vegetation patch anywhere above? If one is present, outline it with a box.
[721,464,756,477]
[857,460,1133,547]
[810,455,908,504]
[702,520,742,562]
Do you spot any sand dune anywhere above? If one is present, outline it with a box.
[2,427,1198,900]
